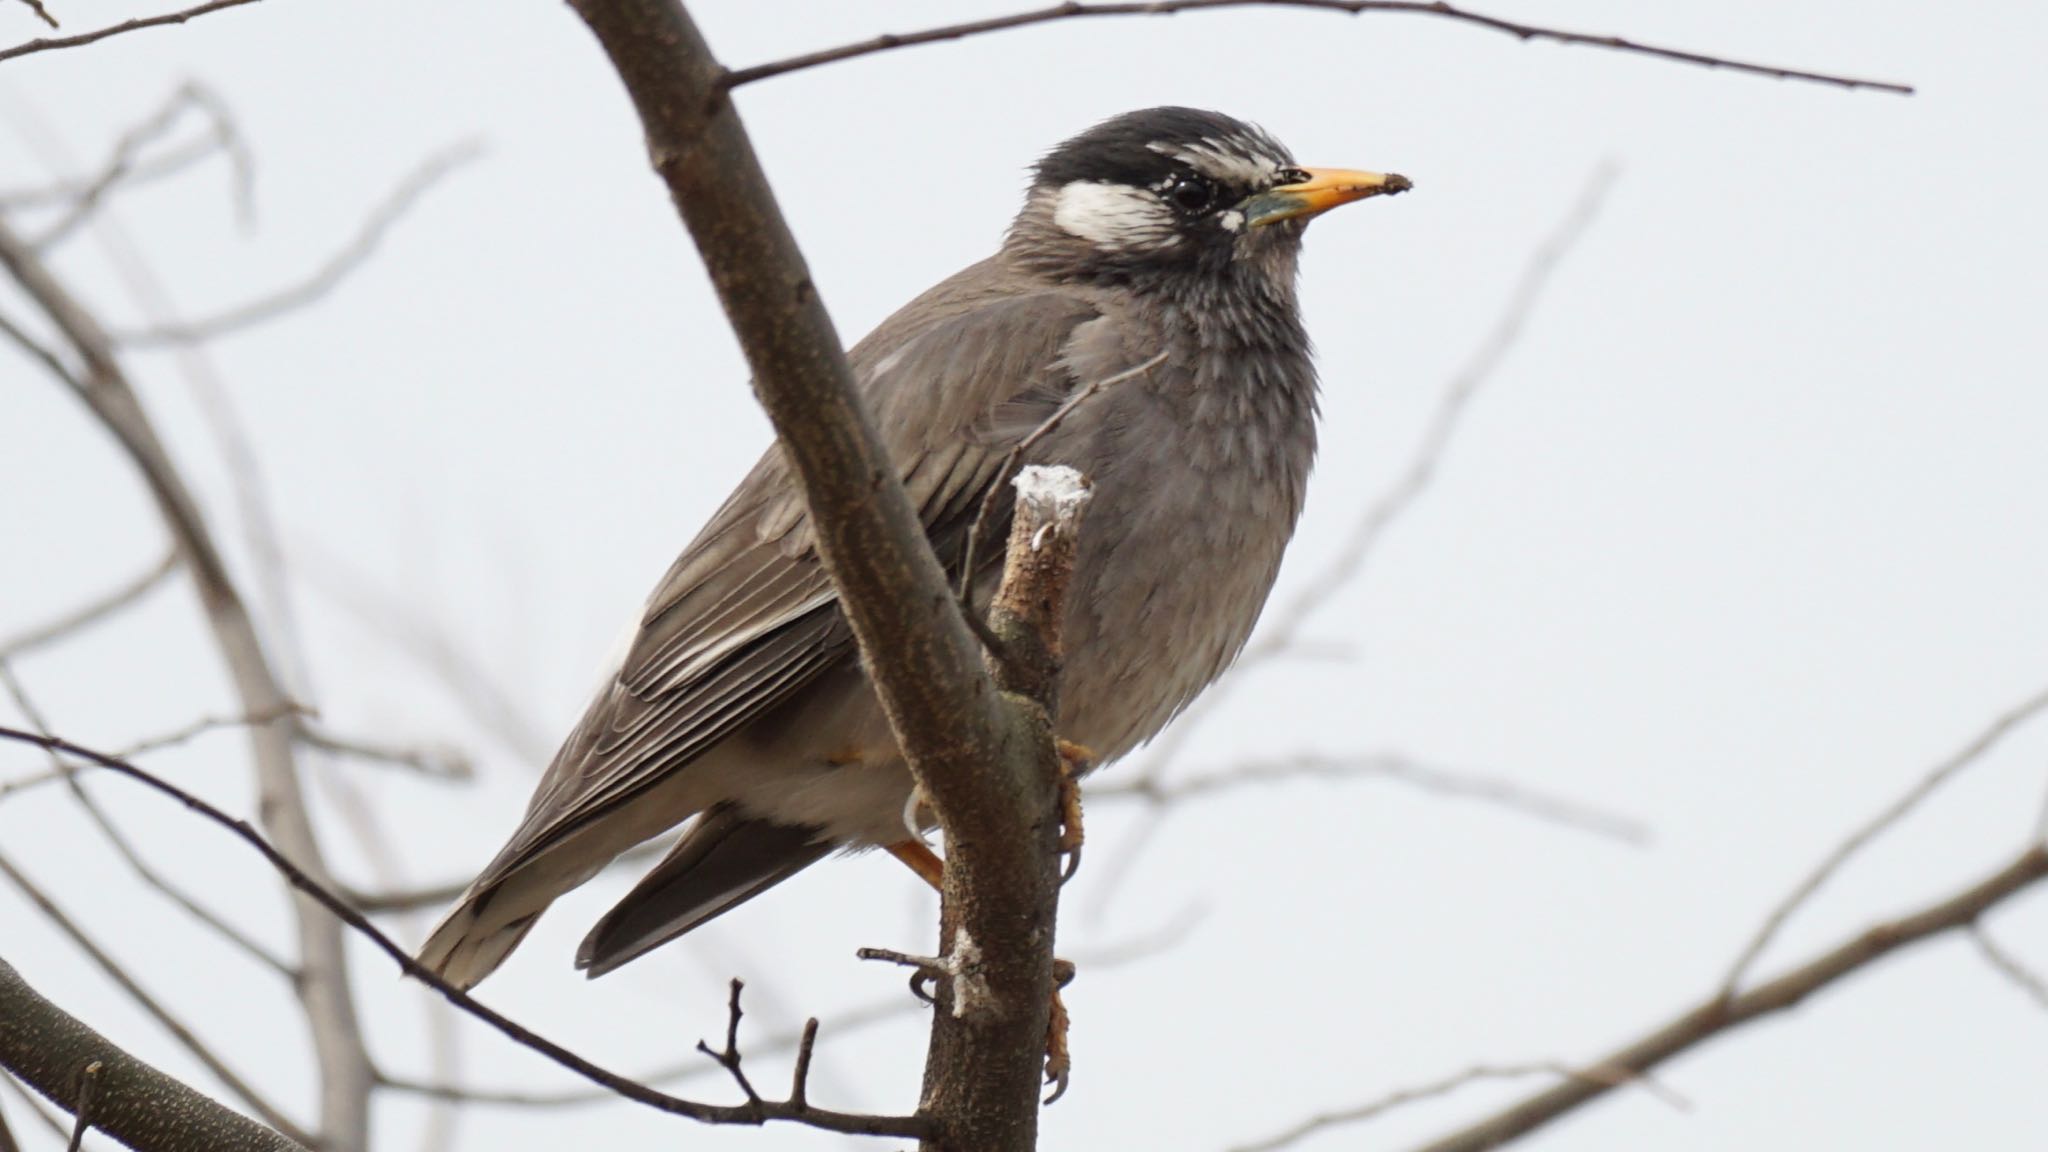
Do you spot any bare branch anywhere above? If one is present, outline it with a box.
[0,724,928,1139]
[0,660,297,978]
[0,136,227,211]
[0,851,313,1143]
[1719,681,2048,996]
[61,1060,95,1152]
[1092,751,1647,844]
[0,547,178,662]
[10,0,56,31]
[377,909,1192,1108]
[693,980,763,1105]
[0,212,375,1150]
[295,724,474,781]
[0,955,307,1152]
[112,143,479,347]
[564,4,1071,1147]
[1399,841,2048,1152]
[0,0,263,65]
[29,83,252,250]
[111,702,314,760]
[1969,924,2048,1012]
[723,2,1911,94]
[1229,1061,1674,1152]
[0,307,78,389]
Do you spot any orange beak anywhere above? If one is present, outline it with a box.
[1242,167,1413,227]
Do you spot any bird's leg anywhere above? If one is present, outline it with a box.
[1055,739,1093,883]
[885,838,946,890]
[884,834,1078,1102]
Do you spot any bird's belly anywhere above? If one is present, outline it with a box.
[1053,467,1293,761]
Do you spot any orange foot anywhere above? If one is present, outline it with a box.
[884,839,1083,1101]
[1055,739,1094,882]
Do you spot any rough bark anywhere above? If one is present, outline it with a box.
[559,4,1064,1148]
[0,957,306,1152]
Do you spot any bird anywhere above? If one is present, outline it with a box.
[419,106,1409,990]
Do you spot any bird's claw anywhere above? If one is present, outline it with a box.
[1055,740,1092,884]
[1043,984,1072,1104]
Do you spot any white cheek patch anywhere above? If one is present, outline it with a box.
[1052,180,1180,252]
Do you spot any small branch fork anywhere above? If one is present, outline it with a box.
[694,979,824,1112]
[0,724,926,1141]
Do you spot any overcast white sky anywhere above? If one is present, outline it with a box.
[3,1,2047,1149]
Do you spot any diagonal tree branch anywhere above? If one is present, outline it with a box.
[562,3,1066,1148]
[1719,681,2048,995]
[0,724,927,1139]
[0,547,178,662]
[0,850,312,1143]
[0,215,375,1152]
[1397,842,2048,1152]
[0,955,306,1152]
[0,0,262,64]
[721,1,1913,94]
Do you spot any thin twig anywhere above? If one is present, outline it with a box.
[62,1060,96,1152]
[114,142,482,347]
[30,83,249,250]
[1718,681,2048,997]
[1228,1061,1672,1152]
[295,724,473,781]
[0,660,297,977]
[694,979,762,1105]
[1969,924,2048,1012]
[0,0,262,64]
[0,850,313,1143]
[377,906,1193,1107]
[0,308,74,387]
[722,1,1912,94]
[1092,751,1647,844]
[955,350,1166,599]
[0,548,178,662]
[10,0,56,31]
[111,702,314,759]
[0,725,928,1139]
[0,135,223,210]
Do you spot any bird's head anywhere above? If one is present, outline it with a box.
[1006,107,1410,291]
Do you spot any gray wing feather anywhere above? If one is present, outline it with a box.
[472,264,1107,884]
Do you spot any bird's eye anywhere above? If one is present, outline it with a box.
[1276,166,1311,186]
[1166,177,1215,214]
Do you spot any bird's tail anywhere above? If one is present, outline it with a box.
[416,817,636,989]
[417,885,544,991]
